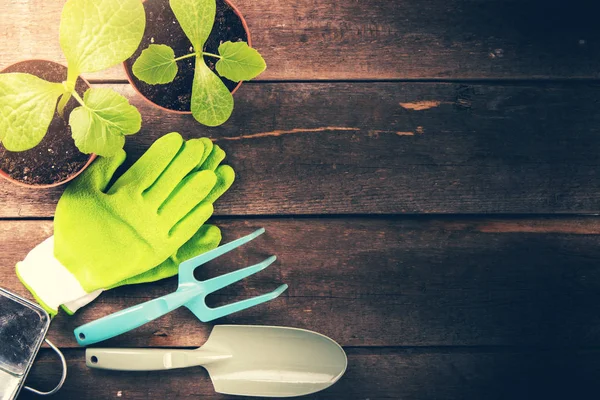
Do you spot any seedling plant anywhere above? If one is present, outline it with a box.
[132,0,266,126]
[0,0,145,156]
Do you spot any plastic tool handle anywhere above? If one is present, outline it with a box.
[74,290,195,346]
[85,348,229,371]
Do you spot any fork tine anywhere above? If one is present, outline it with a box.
[202,284,289,321]
[201,256,277,292]
[179,228,266,278]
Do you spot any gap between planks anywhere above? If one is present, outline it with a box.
[5,215,600,234]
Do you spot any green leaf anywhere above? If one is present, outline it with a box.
[133,44,179,84]
[59,0,146,75]
[216,41,266,82]
[69,88,142,156]
[191,57,233,126]
[169,0,215,50]
[0,73,63,151]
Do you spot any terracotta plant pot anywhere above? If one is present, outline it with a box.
[123,0,251,114]
[0,60,96,188]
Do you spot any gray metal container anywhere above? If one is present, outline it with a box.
[0,288,66,399]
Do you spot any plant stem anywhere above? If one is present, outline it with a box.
[56,92,72,117]
[174,52,222,62]
[202,52,222,59]
[57,67,81,116]
[174,53,196,62]
[71,91,86,107]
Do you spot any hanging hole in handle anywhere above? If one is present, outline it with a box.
[24,338,67,396]
[79,332,85,340]
[91,355,98,364]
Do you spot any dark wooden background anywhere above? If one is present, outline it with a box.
[2,0,600,398]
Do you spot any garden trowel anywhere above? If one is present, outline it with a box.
[86,325,347,397]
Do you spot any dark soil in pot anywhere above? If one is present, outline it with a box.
[0,60,92,186]
[124,0,248,112]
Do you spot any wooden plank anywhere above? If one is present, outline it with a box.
[4,217,600,348]
[1,0,600,80]
[21,347,600,399]
[2,82,600,217]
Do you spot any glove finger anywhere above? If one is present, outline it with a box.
[169,202,214,245]
[110,225,222,288]
[198,137,214,167]
[203,164,235,205]
[160,170,217,226]
[68,150,126,193]
[110,261,177,288]
[197,144,225,172]
[107,132,184,195]
[173,224,222,264]
[144,138,206,209]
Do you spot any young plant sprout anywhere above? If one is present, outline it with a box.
[132,0,266,126]
[0,0,145,157]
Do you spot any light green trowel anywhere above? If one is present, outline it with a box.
[86,325,347,397]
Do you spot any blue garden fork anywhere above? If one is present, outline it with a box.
[74,228,287,346]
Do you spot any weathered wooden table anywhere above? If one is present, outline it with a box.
[2,0,600,398]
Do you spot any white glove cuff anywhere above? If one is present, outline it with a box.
[16,236,92,315]
[62,289,103,314]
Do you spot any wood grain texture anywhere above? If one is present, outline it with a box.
[4,217,600,348]
[1,0,600,80]
[21,347,600,400]
[2,82,600,217]
[4,1,598,399]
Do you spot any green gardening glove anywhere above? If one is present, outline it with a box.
[61,140,233,313]
[17,132,234,315]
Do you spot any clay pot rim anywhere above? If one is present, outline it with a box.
[0,59,97,189]
[123,0,251,115]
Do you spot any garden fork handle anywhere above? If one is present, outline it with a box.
[74,289,197,346]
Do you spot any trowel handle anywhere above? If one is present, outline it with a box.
[74,290,195,346]
[85,348,228,371]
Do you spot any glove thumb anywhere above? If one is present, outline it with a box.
[69,149,127,193]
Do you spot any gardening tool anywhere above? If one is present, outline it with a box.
[74,228,288,346]
[0,288,66,400]
[86,325,347,397]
